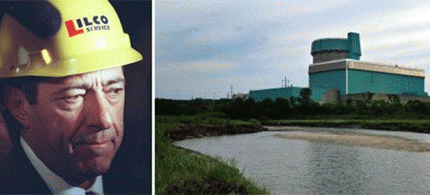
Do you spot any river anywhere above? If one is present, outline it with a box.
[174,126,430,194]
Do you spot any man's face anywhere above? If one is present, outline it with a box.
[23,67,125,182]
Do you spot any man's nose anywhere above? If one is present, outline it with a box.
[85,91,113,130]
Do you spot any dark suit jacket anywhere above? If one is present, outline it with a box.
[0,142,51,194]
[0,143,148,194]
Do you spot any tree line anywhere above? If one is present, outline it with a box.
[156,88,430,120]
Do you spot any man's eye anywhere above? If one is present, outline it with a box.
[63,95,84,102]
[58,95,84,110]
[106,88,124,96]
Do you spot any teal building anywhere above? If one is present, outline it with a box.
[309,32,426,97]
[249,32,427,103]
[309,59,426,96]
[249,87,329,103]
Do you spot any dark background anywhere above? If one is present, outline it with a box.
[109,1,152,194]
[110,0,152,193]
[0,0,152,193]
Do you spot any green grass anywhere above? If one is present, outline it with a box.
[263,119,430,134]
[155,114,269,194]
[156,112,261,126]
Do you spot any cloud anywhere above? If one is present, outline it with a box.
[261,0,351,17]
[156,0,430,99]
[158,60,237,74]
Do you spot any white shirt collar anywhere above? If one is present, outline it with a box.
[20,136,104,195]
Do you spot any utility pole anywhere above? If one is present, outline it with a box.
[281,76,290,88]
[231,85,233,99]
[285,76,287,88]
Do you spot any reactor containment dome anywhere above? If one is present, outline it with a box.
[311,32,361,63]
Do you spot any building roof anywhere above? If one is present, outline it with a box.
[309,59,425,78]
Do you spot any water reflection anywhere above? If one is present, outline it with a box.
[306,143,365,194]
[174,130,430,194]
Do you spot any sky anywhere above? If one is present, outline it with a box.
[155,0,430,100]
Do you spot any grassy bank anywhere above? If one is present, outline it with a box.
[263,119,430,134]
[166,124,266,141]
[155,114,269,194]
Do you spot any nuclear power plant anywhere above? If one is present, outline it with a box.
[249,32,429,104]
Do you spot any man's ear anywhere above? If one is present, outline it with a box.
[5,88,31,128]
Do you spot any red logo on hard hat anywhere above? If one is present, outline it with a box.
[65,15,110,37]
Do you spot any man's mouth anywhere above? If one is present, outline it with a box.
[72,129,115,149]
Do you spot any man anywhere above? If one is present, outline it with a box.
[0,0,150,194]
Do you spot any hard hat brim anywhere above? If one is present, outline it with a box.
[4,47,143,78]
